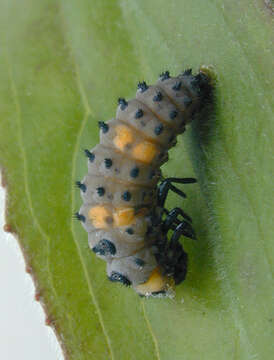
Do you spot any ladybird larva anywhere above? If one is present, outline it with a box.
[76,67,212,297]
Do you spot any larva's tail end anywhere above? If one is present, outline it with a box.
[199,65,217,88]
[134,267,175,298]
[194,65,216,103]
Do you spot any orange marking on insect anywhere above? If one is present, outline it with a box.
[135,267,171,295]
[132,141,157,163]
[88,206,113,229]
[113,207,135,227]
[136,207,149,217]
[113,125,134,151]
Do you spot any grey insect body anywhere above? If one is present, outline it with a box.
[76,68,211,296]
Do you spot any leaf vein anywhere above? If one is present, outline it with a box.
[141,301,161,360]
[70,64,115,360]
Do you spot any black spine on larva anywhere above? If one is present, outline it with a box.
[77,68,211,293]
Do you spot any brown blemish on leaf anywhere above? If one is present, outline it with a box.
[3,223,13,233]
[35,292,41,301]
[25,265,32,274]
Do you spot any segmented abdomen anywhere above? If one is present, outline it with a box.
[78,70,205,290]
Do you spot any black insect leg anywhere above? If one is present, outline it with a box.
[163,208,196,240]
[163,207,193,226]
[165,177,197,184]
[170,220,196,241]
[155,177,197,285]
[158,180,185,208]
[157,177,196,207]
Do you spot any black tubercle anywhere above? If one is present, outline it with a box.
[153,91,163,102]
[74,212,85,222]
[159,71,170,81]
[118,98,128,110]
[169,110,178,119]
[98,121,109,133]
[135,109,144,119]
[108,272,131,286]
[93,239,116,256]
[154,124,164,135]
[96,187,105,196]
[130,167,139,178]
[137,81,148,93]
[75,181,86,193]
[126,227,134,235]
[104,158,113,168]
[135,258,145,267]
[172,81,182,91]
[122,191,131,201]
[183,68,192,76]
[84,149,95,162]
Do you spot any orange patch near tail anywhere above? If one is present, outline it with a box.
[135,267,172,295]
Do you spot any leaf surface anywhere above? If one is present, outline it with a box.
[0,1,273,359]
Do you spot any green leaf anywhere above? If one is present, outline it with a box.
[0,0,273,359]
